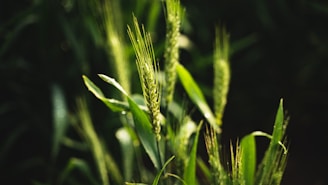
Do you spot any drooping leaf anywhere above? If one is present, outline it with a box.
[82,75,126,112]
[83,74,162,170]
[176,63,220,133]
[98,74,128,96]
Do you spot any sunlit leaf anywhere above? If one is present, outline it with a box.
[98,74,128,96]
[82,75,126,112]
[176,63,220,133]
[83,74,161,170]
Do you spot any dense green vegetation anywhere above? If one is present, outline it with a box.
[1,0,328,184]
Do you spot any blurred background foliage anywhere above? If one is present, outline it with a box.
[1,0,328,184]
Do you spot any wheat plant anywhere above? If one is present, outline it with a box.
[80,0,289,184]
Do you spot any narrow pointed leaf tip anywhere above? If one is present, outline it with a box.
[82,75,126,112]
[273,98,284,142]
[82,75,105,99]
[98,74,128,96]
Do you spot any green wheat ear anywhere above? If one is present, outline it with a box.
[163,0,181,107]
[127,15,161,141]
[205,125,228,185]
[213,26,230,126]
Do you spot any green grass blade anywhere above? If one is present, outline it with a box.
[255,98,288,185]
[77,98,109,185]
[271,99,284,146]
[240,134,256,185]
[98,74,162,169]
[183,121,203,185]
[98,74,128,96]
[127,95,162,170]
[152,156,175,185]
[82,75,126,112]
[84,74,162,170]
[176,63,220,133]
[196,157,212,182]
[82,75,105,98]
[97,74,148,112]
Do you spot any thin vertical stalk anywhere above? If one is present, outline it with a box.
[76,98,110,185]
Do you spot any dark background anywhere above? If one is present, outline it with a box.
[1,0,328,184]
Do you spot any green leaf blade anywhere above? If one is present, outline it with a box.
[83,74,161,170]
[82,75,125,112]
[255,99,288,185]
[183,121,203,185]
[271,99,284,146]
[82,75,105,99]
[176,63,220,132]
[127,97,161,170]
[152,156,175,185]
[240,134,256,185]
